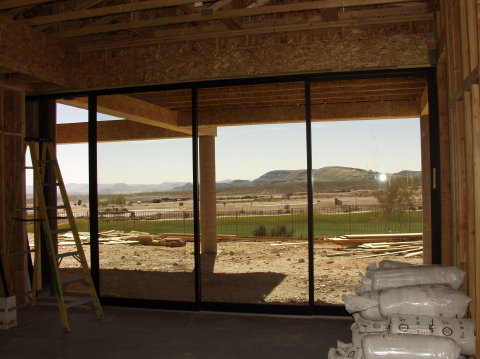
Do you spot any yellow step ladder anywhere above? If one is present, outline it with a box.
[6,137,103,331]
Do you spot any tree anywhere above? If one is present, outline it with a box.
[374,177,419,214]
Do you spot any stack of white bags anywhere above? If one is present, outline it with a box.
[328,260,476,359]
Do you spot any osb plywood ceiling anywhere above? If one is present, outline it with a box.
[0,0,434,92]
[132,76,426,111]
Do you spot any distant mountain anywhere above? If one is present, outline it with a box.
[26,167,421,195]
[253,166,378,185]
[27,182,188,195]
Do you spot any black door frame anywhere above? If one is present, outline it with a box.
[27,67,439,316]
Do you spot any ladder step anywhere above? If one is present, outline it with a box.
[61,275,88,285]
[65,298,95,309]
[25,166,34,169]
[51,228,72,234]
[57,251,80,259]
[12,217,43,222]
[43,183,62,187]
[17,207,39,211]
[51,216,68,220]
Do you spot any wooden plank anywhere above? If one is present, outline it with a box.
[466,0,479,71]
[459,0,471,80]
[76,13,433,52]
[0,0,55,10]
[56,120,191,144]
[420,115,432,263]
[436,61,453,265]
[55,0,427,38]
[338,3,429,20]
[0,14,77,87]
[463,90,476,316]
[33,0,424,27]
[26,0,217,26]
[471,84,480,358]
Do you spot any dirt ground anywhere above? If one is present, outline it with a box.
[60,240,422,305]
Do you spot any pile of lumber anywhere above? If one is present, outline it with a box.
[56,230,186,247]
[324,233,423,258]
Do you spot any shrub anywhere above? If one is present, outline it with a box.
[252,224,267,237]
[270,224,295,237]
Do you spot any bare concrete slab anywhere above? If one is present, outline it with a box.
[0,306,352,359]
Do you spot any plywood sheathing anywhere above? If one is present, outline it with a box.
[0,87,26,297]
[77,30,430,89]
[0,14,78,88]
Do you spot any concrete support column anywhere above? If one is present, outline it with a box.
[199,136,217,254]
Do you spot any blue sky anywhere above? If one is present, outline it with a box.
[54,104,421,184]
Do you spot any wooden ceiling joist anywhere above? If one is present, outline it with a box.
[76,12,432,51]
[0,0,55,10]
[25,0,217,27]
[51,0,426,38]
[177,99,421,127]
[57,120,190,144]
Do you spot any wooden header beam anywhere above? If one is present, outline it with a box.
[58,96,216,136]
[56,120,190,144]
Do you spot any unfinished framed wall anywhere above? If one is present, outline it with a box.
[435,0,480,354]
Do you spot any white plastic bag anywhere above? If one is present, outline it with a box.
[352,322,387,349]
[378,260,414,270]
[379,285,471,318]
[389,314,476,356]
[328,341,363,359]
[371,265,465,291]
[343,292,385,321]
[353,313,390,333]
[362,333,461,359]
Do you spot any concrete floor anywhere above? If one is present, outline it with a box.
[0,306,352,359]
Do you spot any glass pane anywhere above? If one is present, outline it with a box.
[54,99,91,294]
[97,90,195,301]
[198,83,309,305]
[311,77,425,305]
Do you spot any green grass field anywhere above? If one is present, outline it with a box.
[54,211,422,237]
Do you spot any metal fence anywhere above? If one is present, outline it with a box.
[66,204,422,237]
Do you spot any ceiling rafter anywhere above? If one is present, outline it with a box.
[24,0,216,26]
[0,0,55,10]
[36,0,107,32]
[76,12,432,52]
[49,0,428,38]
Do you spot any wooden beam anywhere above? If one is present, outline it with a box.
[0,14,77,87]
[177,100,420,127]
[53,0,425,38]
[77,13,433,52]
[0,0,55,10]
[247,0,272,9]
[36,0,107,32]
[58,96,216,136]
[56,120,190,144]
[26,0,217,26]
